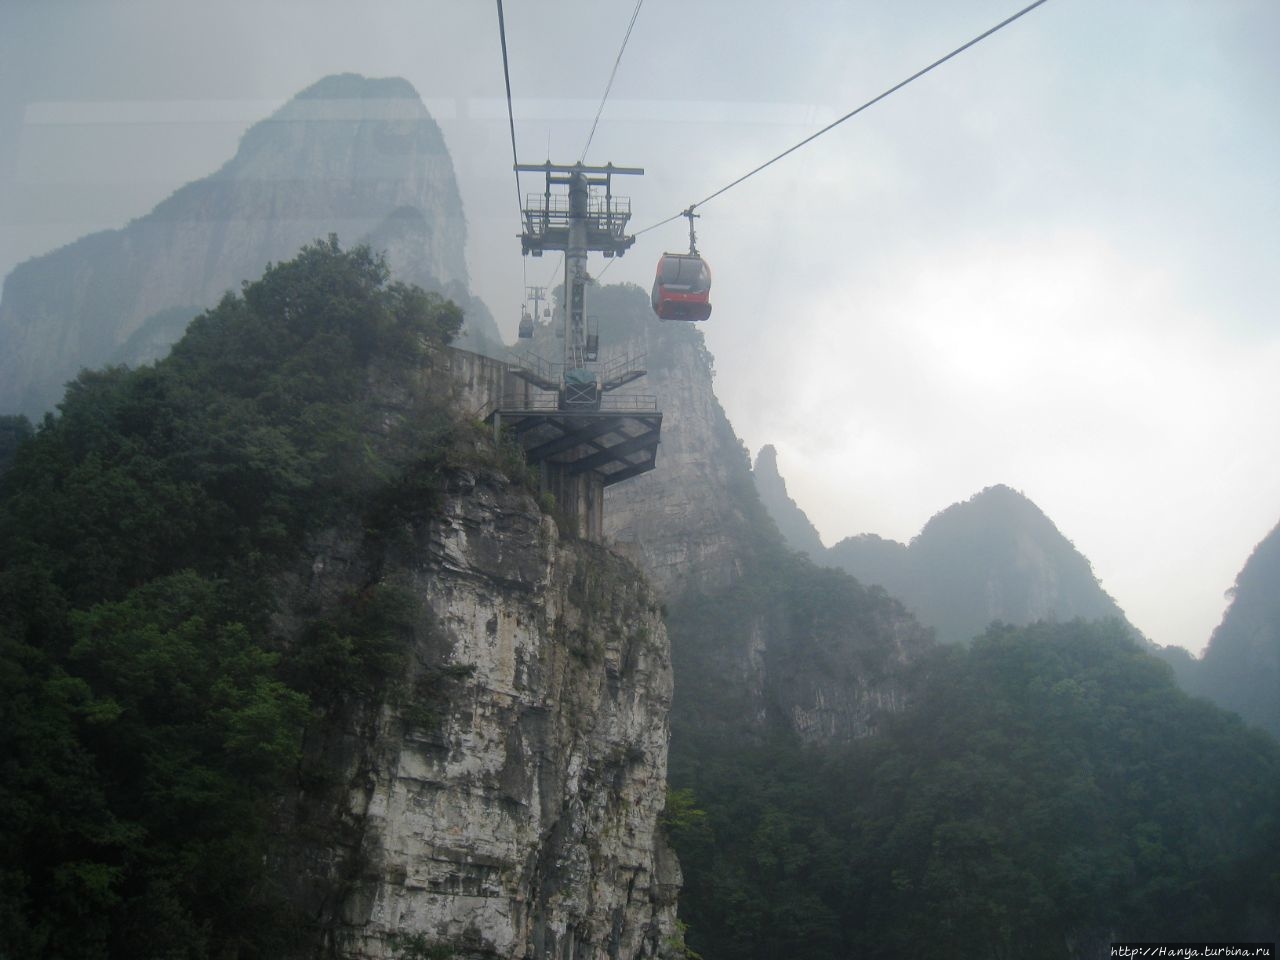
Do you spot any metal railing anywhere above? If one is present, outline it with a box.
[599,350,646,383]
[500,393,658,413]
[522,193,632,240]
[509,350,558,383]
[509,350,645,385]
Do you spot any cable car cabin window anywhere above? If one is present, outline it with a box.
[659,255,711,293]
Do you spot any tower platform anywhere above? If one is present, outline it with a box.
[495,392,661,541]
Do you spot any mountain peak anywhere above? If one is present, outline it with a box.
[294,73,421,101]
[913,483,1055,547]
[0,74,497,418]
[755,443,780,472]
[823,483,1131,644]
[974,482,1026,502]
[751,444,826,558]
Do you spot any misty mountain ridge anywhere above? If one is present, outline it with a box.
[753,447,1280,740]
[4,237,1276,956]
[753,449,1135,645]
[749,393,1195,660]
[1190,519,1280,737]
[0,72,503,418]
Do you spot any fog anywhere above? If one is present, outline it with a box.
[3,0,1278,653]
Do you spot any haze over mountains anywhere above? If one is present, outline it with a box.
[753,445,1134,644]
[3,65,1273,736]
[1190,520,1280,738]
[0,73,502,418]
[753,441,1280,740]
[2,70,1278,958]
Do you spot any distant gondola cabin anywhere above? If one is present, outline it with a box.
[652,253,712,321]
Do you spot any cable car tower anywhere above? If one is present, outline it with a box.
[518,162,642,374]
[518,285,548,340]
[498,161,662,541]
[526,285,548,319]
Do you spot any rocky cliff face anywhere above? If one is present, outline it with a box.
[599,292,778,597]
[0,73,501,417]
[664,557,932,748]
[277,466,679,959]
[750,444,826,560]
[583,284,929,747]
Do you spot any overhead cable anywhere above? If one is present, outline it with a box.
[580,0,645,162]
[495,0,523,219]
[636,0,1053,237]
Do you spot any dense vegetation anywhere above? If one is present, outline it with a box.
[0,239,466,958]
[666,617,1280,959]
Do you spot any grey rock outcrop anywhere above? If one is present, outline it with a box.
[0,73,501,417]
[601,295,778,595]
[588,283,929,746]
[750,444,826,559]
[665,556,933,747]
[277,468,679,959]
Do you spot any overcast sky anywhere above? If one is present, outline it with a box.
[2,0,1277,654]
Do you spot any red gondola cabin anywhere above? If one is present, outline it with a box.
[651,253,712,321]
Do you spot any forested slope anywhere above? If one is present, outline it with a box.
[0,239,468,956]
[667,619,1280,959]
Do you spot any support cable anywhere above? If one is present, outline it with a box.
[495,0,524,220]
[580,0,645,162]
[636,0,1052,236]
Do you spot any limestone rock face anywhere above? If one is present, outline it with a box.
[589,285,927,747]
[603,314,776,596]
[766,592,929,744]
[280,469,679,959]
[750,444,826,559]
[664,554,933,748]
[0,73,500,417]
